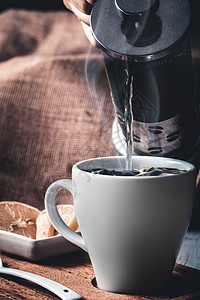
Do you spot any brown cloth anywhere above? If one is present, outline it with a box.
[0,8,200,224]
[0,9,116,210]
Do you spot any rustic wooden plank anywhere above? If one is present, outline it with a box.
[177,231,200,270]
[1,248,200,300]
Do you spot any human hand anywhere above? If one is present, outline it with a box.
[63,0,97,45]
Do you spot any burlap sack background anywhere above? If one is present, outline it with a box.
[0,9,116,210]
[0,7,200,229]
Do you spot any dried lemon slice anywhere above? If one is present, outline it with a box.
[0,201,40,239]
[36,204,79,239]
[36,210,55,240]
[57,204,79,232]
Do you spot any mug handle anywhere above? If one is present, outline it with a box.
[44,179,88,252]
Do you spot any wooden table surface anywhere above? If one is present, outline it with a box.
[0,228,200,300]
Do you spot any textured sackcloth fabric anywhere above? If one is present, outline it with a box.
[0,9,116,210]
[0,9,199,224]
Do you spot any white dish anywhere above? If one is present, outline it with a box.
[0,230,79,260]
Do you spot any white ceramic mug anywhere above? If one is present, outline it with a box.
[45,156,196,293]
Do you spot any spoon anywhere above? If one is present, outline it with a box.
[0,257,81,299]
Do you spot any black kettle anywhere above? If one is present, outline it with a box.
[91,0,200,166]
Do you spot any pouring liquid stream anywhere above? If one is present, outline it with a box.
[125,74,134,170]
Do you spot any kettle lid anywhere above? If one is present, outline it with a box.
[91,0,191,61]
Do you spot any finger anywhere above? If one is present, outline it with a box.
[86,0,96,4]
[64,0,90,25]
[80,21,97,46]
[63,0,92,14]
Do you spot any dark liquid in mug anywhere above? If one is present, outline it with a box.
[83,167,186,176]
